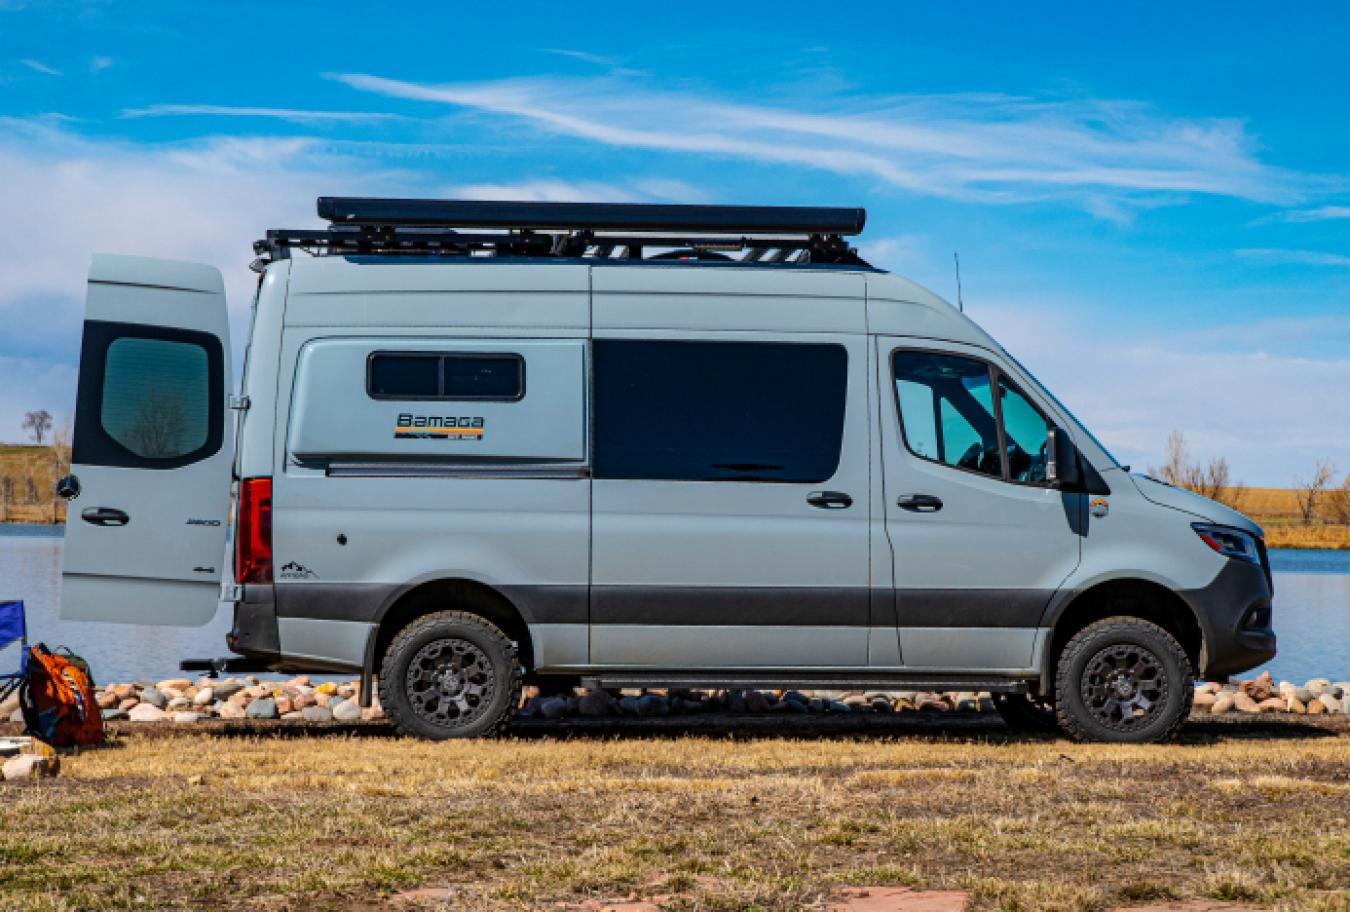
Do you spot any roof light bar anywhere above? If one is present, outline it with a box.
[317,197,867,236]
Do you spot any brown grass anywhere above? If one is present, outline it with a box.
[1,726,1346,911]
[1242,487,1350,550]
[0,443,66,525]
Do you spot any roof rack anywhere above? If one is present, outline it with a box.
[254,197,872,268]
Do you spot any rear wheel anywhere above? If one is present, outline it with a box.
[992,693,1061,734]
[1055,616,1192,743]
[379,610,520,740]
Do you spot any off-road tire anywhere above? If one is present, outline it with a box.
[379,610,521,740]
[1055,616,1193,743]
[992,693,1061,735]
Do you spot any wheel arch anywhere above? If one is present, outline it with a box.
[1039,576,1203,695]
[359,577,535,705]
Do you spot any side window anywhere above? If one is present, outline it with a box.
[892,351,1001,479]
[73,321,224,469]
[593,340,848,483]
[998,377,1052,484]
[367,352,524,401]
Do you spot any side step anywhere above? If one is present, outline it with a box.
[180,657,278,678]
[582,674,1028,694]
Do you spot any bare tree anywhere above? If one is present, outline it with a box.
[49,422,72,524]
[23,474,38,504]
[0,475,12,522]
[126,390,188,458]
[22,409,52,446]
[1295,460,1337,525]
[1326,473,1350,525]
[1147,430,1246,509]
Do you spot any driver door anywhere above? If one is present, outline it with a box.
[878,339,1081,671]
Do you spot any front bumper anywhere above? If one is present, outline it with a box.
[1180,558,1276,679]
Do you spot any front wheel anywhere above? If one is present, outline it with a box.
[1055,617,1193,743]
[379,610,521,740]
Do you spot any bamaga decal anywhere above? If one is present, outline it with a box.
[394,413,485,440]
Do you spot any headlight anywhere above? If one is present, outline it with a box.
[1191,523,1261,564]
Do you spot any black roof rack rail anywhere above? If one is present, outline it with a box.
[254,197,872,269]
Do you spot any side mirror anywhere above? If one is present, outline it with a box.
[1046,428,1082,489]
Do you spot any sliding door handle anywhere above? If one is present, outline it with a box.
[81,507,129,527]
[896,494,943,512]
[807,491,853,509]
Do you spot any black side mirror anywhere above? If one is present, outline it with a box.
[1046,428,1082,489]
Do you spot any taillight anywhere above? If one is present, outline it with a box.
[234,477,273,585]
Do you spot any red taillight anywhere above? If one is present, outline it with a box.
[234,477,273,585]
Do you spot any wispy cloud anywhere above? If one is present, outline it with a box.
[449,178,708,203]
[542,48,623,67]
[1274,205,1350,222]
[1237,247,1350,267]
[20,59,61,76]
[89,56,114,73]
[121,103,404,124]
[332,72,1313,213]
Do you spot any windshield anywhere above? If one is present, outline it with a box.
[996,346,1122,470]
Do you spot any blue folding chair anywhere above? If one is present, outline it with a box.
[0,600,28,701]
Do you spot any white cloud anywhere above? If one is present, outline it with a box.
[542,48,623,67]
[90,56,113,73]
[1237,248,1350,267]
[971,301,1350,486]
[1275,205,1350,222]
[449,177,709,204]
[20,58,61,76]
[333,73,1307,213]
[122,104,403,124]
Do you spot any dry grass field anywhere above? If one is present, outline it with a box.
[0,443,65,525]
[1241,488,1350,550]
[2,722,1347,912]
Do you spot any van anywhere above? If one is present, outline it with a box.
[57,197,1275,742]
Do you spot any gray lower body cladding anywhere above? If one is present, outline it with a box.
[1179,559,1276,678]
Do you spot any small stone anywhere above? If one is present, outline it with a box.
[873,697,896,713]
[1256,697,1284,713]
[172,711,203,724]
[301,705,333,723]
[167,696,191,710]
[332,699,363,722]
[336,684,356,699]
[1233,693,1260,713]
[783,690,808,705]
[1342,695,1350,715]
[1306,679,1332,697]
[577,690,616,717]
[1287,697,1307,714]
[1198,681,1221,695]
[1307,697,1326,715]
[95,691,118,710]
[316,681,337,695]
[101,708,129,721]
[274,696,293,715]
[636,694,669,717]
[193,688,214,706]
[827,700,851,713]
[807,697,825,713]
[212,681,243,701]
[217,701,246,720]
[314,692,332,707]
[0,691,22,719]
[3,754,59,781]
[1193,692,1217,711]
[7,708,22,723]
[279,711,302,720]
[156,678,191,693]
[1211,692,1235,713]
[118,697,139,711]
[109,683,136,700]
[128,703,169,722]
[843,694,870,709]
[361,704,385,721]
[139,687,167,709]
[1242,671,1275,702]
[246,698,278,720]
[538,696,570,719]
[745,690,773,713]
[292,693,316,710]
[1317,694,1340,714]
[618,695,641,716]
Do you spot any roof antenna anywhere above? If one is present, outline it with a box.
[953,252,964,312]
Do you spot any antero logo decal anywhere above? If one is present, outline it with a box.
[394,413,485,440]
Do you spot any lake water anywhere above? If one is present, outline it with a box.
[0,525,1347,685]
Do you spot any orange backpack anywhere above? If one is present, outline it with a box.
[21,645,105,747]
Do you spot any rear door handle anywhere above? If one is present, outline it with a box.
[807,491,853,509]
[81,507,129,527]
[896,494,943,512]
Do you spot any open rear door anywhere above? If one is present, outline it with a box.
[60,255,232,626]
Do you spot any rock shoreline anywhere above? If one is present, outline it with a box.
[1,669,1345,727]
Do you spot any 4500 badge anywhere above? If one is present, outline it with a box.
[393,413,485,440]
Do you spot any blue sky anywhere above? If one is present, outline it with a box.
[2,2,1348,484]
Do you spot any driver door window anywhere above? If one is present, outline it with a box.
[893,351,1002,479]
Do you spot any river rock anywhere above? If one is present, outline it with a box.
[745,690,773,713]
[1256,697,1284,713]
[95,691,118,710]
[292,693,316,710]
[8,708,21,723]
[139,687,167,709]
[3,753,59,781]
[173,712,203,724]
[1287,697,1307,714]
[1317,694,1340,713]
[617,695,640,716]
[1233,693,1260,713]
[1308,696,1326,714]
[109,683,136,700]
[246,698,278,720]
[212,681,243,701]
[1342,695,1350,715]
[808,697,825,713]
[118,697,139,711]
[101,708,129,721]
[578,690,616,717]
[299,705,332,723]
[1211,692,1235,713]
[873,697,896,713]
[362,702,385,721]
[129,703,168,722]
[217,701,246,720]
[0,691,21,719]
[167,696,191,711]
[1193,692,1217,711]
[274,696,293,715]
[1305,679,1332,697]
[827,700,851,713]
[537,696,570,719]
[332,699,363,722]
[193,687,214,706]
[156,678,191,693]
[636,694,669,717]
[1197,681,1221,695]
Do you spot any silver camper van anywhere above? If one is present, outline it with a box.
[57,198,1275,743]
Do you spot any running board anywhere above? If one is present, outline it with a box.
[581,674,1028,694]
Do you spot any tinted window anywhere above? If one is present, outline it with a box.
[594,340,847,483]
[369,354,439,398]
[73,320,224,470]
[367,352,524,401]
[893,351,1001,479]
[998,377,1051,483]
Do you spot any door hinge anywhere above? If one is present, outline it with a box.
[228,395,251,411]
[224,584,243,602]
